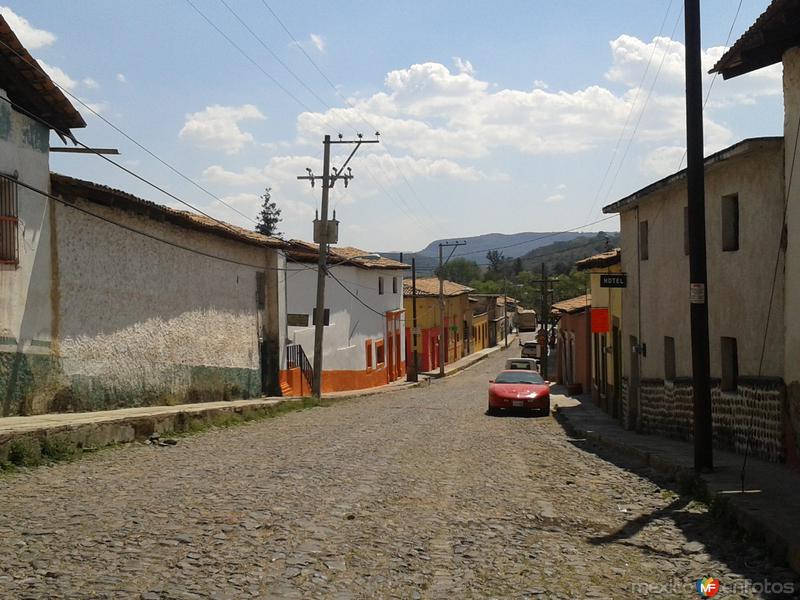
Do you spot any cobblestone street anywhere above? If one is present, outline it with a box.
[0,347,797,599]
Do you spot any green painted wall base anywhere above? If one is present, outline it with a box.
[1,350,261,416]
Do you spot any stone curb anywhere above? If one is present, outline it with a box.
[552,406,800,575]
[0,344,503,469]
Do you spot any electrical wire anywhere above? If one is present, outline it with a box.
[2,172,306,272]
[598,5,684,212]
[584,0,676,222]
[0,38,259,227]
[258,0,446,233]
[741,107,800,490]
[0,91,261,241]
[191,0,439,238]
[454,215,617,258]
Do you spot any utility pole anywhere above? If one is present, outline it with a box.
[407,257,419,382]
[685,0,713,472]
[298,132,380,398]
[438,240,466,376]
[531,263,552,380]
[503,279,508,349]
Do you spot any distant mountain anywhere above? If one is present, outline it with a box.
[520,232,620,275]
[380,231,601,272]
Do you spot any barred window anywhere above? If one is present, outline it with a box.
[0,176,18,265]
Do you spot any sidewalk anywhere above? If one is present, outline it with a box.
[0,341,509,464]
[551,389,800,574]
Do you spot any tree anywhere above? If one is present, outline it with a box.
[436,258,481,285]
[485,249,506,272]
[255,187,282,237]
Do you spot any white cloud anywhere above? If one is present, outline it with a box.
[179,104,265,154]
[294,35,780,166]
[116,73,127,83]
[533,80,549,90]
[36,59,76,90]
[82,77,99,89]
[544,193,565,203]
[453,57,475,76]
[641,145,686,178]
[0,6,55,49]
[309,33,325,53]
[202,164,269,187]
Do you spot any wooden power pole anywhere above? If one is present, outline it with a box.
[298,133,379,398]
[685,0,713,471]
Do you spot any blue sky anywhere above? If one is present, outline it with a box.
[2,1,784,251]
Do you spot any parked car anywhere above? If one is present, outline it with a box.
[520,341,539,359]
[487,370,550,416]
[505,358,539,371]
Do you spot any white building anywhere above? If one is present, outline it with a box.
[0,13,287,415]
[0,16,85,416]
[283,241,407,394]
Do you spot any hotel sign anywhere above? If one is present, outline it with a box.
[600,273,627,288]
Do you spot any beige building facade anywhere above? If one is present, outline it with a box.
[604,137,789,462]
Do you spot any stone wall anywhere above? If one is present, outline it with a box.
[636,378,786,463]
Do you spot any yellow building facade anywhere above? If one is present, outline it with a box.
[403,278,473,372]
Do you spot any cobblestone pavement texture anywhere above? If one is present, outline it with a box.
[1,347,798,599]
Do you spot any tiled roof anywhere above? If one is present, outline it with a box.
[710,0,800,80]
[0,15,85,135]
[575,248,621,270]
[551,294,591,315]
[51,173,286,249]
[403,277,473,297]
[286,240,409,270]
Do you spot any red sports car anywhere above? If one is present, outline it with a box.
[487,370,550,416]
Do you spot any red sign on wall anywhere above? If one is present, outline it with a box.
[591,308,610,333]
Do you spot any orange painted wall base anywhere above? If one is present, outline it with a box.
[280,367,393,396]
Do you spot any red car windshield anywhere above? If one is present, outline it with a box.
[494,372,545,385]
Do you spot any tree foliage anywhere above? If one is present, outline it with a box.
[436,257,481,285]
[255,187,282,237]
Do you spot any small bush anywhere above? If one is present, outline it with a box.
[41,435,78,461]
[8,438,42,467]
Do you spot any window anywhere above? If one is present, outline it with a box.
[378,276,384,295]
[664,336,676,381]
[721,337,738,391]
[722,193,739,251]
[683,206,690,256]
[392,276,398,294]
[365,339,373,370]
[375,340,385,365]
[0,176,19,265]
[639,220,649,261]
[287,313,309,327]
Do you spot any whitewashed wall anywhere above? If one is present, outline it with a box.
[50,197,281,411]
[286,263,404,371]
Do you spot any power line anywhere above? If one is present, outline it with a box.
[676,0,744,171]
[326,269,387,318]
[599,5,684,212]
[258,0,445,232]
[584,0,676,222]
[0,38,258,227]
[455,215,617,258]
[190,1,439,238]
[2,172,305,272]
[0,93,258,240]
